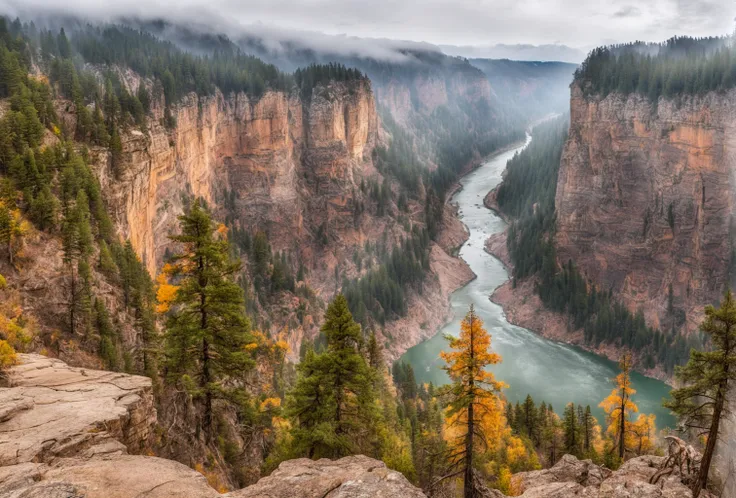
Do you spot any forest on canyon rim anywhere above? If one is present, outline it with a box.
[0,10,735,498]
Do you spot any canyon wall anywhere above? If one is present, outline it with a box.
[555,84,736,334]
[375,69,498,128]
[89,76,471,360]
[96,80,377,278]
[555,84,736,494]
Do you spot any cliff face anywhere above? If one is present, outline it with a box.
[374,69,499,132]
[89,76,470,361]
[555,85,736,491]
[555,84,736,333]
[97,81,377,278]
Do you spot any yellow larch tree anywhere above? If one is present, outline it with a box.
[628,413,657,456]
[600,352,638,460]
[439,304,507,498]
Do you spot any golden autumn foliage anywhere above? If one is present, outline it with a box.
[154,267,179,313]
[0,340,17,370]
[0,202,30,265]
[440,305,515,496]
[0,278,36,372]
[599,352,656,460]
[260,397,282,412]
[495,465,512,495]
[628,413,657,456]
[194,463,229,493]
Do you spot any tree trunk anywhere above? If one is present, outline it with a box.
[200,280,211,439]
[202,337,211,437]
[464,311,475,498]
[618,395,626,459]
[465,401,474,498]
[693,378,726,497]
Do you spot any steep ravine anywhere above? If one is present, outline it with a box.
[485,87,736,495]
[89,75,472,361]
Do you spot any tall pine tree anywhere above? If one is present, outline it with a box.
[162,200,254,440]
[285,294,378,459]
[665,290,736,497]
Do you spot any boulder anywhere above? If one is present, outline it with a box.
[228,455,426,498]
[512,455,715,498]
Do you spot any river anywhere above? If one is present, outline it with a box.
[400,134,676,428]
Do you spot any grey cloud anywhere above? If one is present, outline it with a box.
[440,43,586,63]
[613,6,641,18]
[0,0,733,62]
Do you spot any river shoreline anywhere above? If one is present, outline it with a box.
[386,139,528,359]
[399,133,676,427]
[481,152,673,386]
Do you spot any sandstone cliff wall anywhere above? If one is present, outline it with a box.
[555,84,736,494]
[555,85,736,334]
[96,80,377,278]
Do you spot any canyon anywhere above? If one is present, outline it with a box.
[483,86,736,496]
[81,72,478,361]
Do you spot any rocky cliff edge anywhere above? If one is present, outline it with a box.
[0,355,425,498]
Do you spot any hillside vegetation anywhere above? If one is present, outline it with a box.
[575,36,736,101]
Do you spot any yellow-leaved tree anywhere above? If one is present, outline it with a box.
[599,352,639,461]
[438,304,507,498]
[628,413,656,456]
[0,274,37,372]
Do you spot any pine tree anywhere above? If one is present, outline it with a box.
[285,294,378,459]
[439,305,506,498]
[109,127,123,178]
[600,352,638,460]
[563,403,580,457]
[522,394,537,442]
[367,330,382,369]
[61,192,93,335]
[583,405,595,453]
[162,200,254,440]
[97,240,117,277]
[665,290,736,497]
[28,185,56,231]
[94,297,118,370]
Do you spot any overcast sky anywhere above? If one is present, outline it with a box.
[3,0,736,62]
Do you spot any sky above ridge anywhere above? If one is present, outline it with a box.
[2,0,735,62]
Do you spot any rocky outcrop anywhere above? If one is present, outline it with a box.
[230,455,426,498]
[0,354,214,498]
[0,354,154,467]
[555,85,736,334]
[0,355,427,498]
[512,454,713,498]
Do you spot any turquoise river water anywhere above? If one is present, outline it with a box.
[399,134,676,427]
